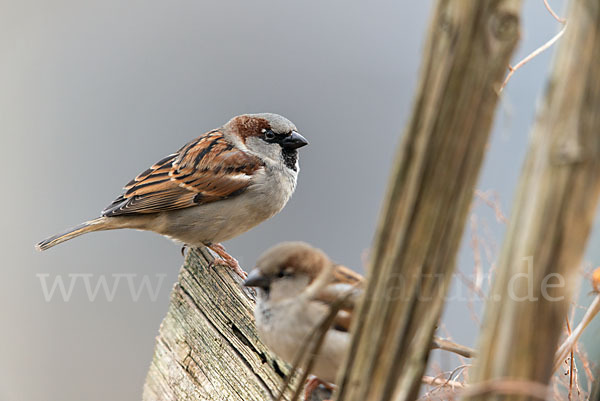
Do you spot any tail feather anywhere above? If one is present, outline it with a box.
[35,217,108,251]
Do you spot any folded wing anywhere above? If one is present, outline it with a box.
[315,264,365,332]
[102,130,264,217]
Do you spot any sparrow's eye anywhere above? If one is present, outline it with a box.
[264,130,276,141]
[276,269,293,279]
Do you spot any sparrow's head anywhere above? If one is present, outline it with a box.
[225,113,308,171]
[244,241,329,301]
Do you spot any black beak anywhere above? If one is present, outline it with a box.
[244,269,271,290]
[281,131,309,150]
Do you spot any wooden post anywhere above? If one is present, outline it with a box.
[143,247,328,401]
[593,366,600,401]
[334,1,522,401]
[465,0,600,399]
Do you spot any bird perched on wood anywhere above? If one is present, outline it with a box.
[244,241,363,398]
[36,113,308,278]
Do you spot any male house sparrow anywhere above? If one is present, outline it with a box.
[36,113,308,277]
[244,241,363,396]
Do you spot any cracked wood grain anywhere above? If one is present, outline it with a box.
[334,1,522,401]
[466,0,600,400]
[143,247,327,401]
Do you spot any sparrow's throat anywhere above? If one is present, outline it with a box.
[282,149,298,171]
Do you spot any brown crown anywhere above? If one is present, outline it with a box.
[228,115,271,139]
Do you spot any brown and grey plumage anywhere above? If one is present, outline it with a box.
[36,113,308,277]
[244,242,364,386]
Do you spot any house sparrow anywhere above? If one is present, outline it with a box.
[36,113,308,278]
[244,241,363,397]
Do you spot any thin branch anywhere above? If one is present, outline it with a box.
[432,337,477,359]
[460,378,550,400]
[500,0,567,92]
[422,378,551,401]
[574,345,594,390]
[566,317,574,401]
[421,365,470,400]
[469,215,484,300]
[501,23,567,91]
[553,294,600,372]
[276,288,357,401]
[543,0,567,24]
[474,190,507,224]
[422,375,466,389]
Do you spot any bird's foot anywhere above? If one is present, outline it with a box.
[304,376,335,401]
[181,244,188,257]
[207,243,247,279]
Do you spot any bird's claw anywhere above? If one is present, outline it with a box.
[207,243,248,279]
[304,376,335,401]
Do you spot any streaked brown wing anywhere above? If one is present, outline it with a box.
[314,264,365,332]
[332,264,364,286]
[102,130,264,217]
[332,310,353,333]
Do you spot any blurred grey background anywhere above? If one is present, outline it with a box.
[1,0,598,400]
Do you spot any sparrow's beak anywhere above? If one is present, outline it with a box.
[281,131,309,149]
[244,269,271,289]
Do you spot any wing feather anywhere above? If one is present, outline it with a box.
[102,130,264,216]
[314,264,365,333]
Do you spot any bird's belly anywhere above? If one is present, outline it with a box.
[255,301,347,384]
[154,183,291,245]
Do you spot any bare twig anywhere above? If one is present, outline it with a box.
[574,346,593,392]
[276,287,357,401]
[501,23,567,91]
[469,215,484,297]
[460,378,550,400]
[432,337,477,359]
[280,295,479,399]
[501,0,567,91]
[474,190,507,224]
[422,375,466,389]
[543,0,567,23]
[455,270,486,299]
[553,294,600,372]
[423,378,551,401]
[421,365,470,400]
[566,317,574,400]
